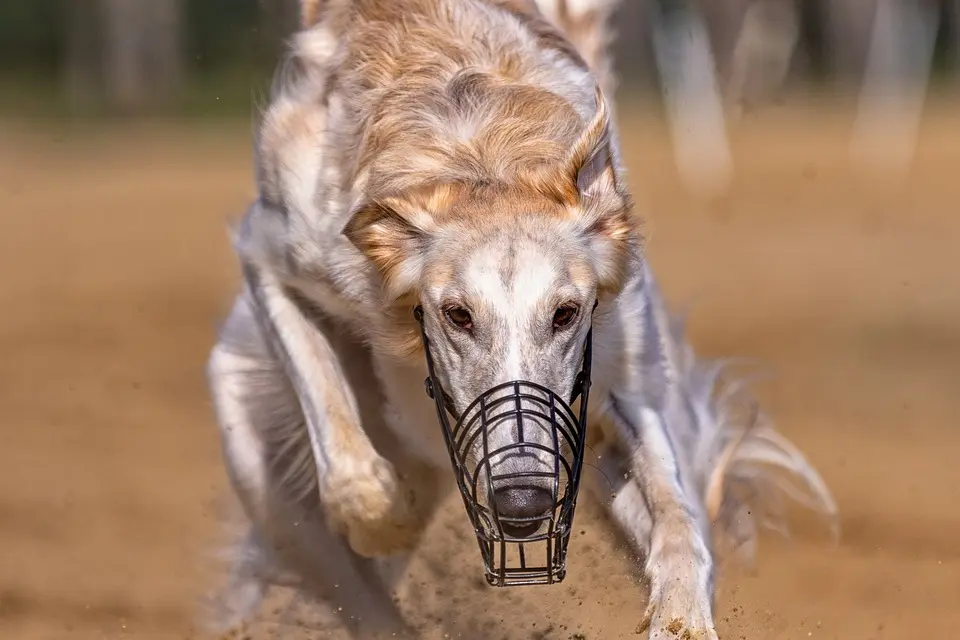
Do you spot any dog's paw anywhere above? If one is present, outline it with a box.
[637,578,718,640]
[322,455,403,524]
[321,456,423,557]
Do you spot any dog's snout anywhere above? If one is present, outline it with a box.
[493,486,553,539]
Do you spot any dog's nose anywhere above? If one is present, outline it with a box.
[493,486,554,539]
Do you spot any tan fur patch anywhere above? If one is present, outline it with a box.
[300,0,322,28]
[263,0,638,356]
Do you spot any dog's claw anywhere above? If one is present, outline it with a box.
[639,581,718,639]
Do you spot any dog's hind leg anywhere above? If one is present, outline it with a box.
[207,289,420,638]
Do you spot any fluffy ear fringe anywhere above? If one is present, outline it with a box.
[519,86,637,295]
[568,86,616,195]
[342,199,432,302]
[574,89,636,296]
[523,86,618,206]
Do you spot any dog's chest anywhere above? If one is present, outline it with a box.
[371,355,453,469]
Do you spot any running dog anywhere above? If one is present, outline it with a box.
[205,0,838,637]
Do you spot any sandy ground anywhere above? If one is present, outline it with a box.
[1,100,958,639]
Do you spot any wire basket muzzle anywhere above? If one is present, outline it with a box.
[451,379,587,586]
[415,306,595,587]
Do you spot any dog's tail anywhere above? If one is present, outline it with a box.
[667,314,840,567]
[531,0,621,95]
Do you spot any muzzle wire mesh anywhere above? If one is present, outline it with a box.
[413,304,596,587]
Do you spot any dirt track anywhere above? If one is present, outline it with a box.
[1,101,958,639]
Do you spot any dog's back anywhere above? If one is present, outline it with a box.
[301,0,618,85]
[284,0,615,200]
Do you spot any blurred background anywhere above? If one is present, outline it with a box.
[1,1,959,639]
[1,0,959,117]
[5,0,959,193]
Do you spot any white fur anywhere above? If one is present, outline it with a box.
[204,2,839,639]
[464,242,561,380]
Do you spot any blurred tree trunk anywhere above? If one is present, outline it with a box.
[147,0,184,105]
[723,0,802,112]
[100,0,183,113]
[64,0,102,111]
[257,0,301,70]
[699,0,753,79]
[948,0,960,82]
[610,0,658,93]
[260,0,300,41]
[823,0,876,90]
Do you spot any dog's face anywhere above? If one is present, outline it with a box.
[346,95,637,535]
[418,215,595,412]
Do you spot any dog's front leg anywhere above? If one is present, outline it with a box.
[601,398,717,640]
[241,261,423,558]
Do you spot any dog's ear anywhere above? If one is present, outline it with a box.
[565,86,620,201]
[529,87,627,214]
[343,197,437,299]
[561,88,637,294]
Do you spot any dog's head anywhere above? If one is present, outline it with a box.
[345,91,638,535]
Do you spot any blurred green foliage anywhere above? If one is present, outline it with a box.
[185,0,286,75]
[0,0,283,76]
[0,1,63,74]
[0,0,956,119]
[0,0,288,117]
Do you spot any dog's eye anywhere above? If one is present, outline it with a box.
[444,306,473,331]
[552,304,579,331]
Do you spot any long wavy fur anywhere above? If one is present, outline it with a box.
[668,312,840,567]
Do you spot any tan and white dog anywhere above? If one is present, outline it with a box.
[205,0,838,637]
